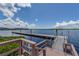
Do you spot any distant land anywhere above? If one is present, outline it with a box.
[0,27,79,30]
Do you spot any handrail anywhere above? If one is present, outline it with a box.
[35,40,47,46]
[70,44,78,56]
[0,39,20,45]
[0,38,37,56]
[64,43,78,56]
[0,38,36,45]
[21,38,36,45]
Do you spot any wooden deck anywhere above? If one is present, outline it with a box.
[39,36,66,56]
[7,32,78,56]
[0,35,78,56]
[39,36,78,56]
[39,47,65,56]
[52,36,66,52]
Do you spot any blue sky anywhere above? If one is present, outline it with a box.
[0,3,79,28]
[30,3,79,28]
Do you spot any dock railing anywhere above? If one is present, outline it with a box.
[22,38,47,56]
[0,37,78,56]
[63,43,78,56]
[0,37,47,56]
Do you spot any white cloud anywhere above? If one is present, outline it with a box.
[15,18,29,28]
[17,3,31,8]
[0,18,16,28]
[54,20,79,28]
[0,4,14,17]
[0,18,36,28]
[0,3,31,18]
[0,3,35,28]
[29,24,36,28]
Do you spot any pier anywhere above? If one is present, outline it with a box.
[12,32,78,56]
[0,32,78,56]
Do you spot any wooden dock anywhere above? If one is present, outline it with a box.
[52,36,66,52]
[12,32,56,39]
[0,32,77,56]
[39,36,66,56]
[0,36,78,56]
[39,36,78,56]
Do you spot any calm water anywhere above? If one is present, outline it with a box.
[0,29,79,54]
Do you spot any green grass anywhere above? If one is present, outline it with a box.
[0,36,24,55]
[0,43,19,54]
[0,36,24,42]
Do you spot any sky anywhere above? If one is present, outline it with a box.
[0,3,79,28]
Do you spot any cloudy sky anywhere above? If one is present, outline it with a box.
[0,3,79,28]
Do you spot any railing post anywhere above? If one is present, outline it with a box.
[50,39,53,48]
[19,40,23,56]
[30,29,33,41]
[56,29,58,36]
[31,44,37,56]
[43,49,46,56]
